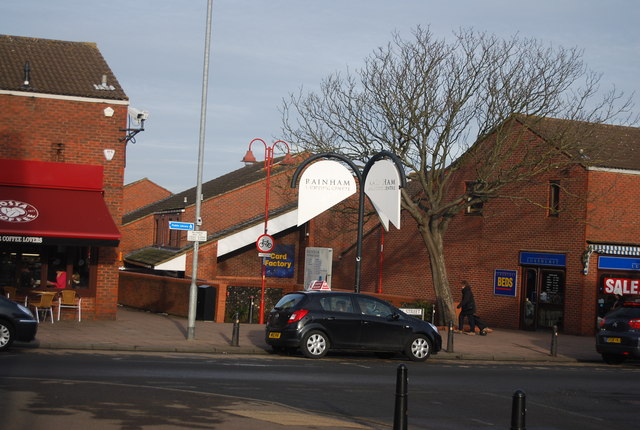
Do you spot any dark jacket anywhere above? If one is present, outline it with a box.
[458,285,476,314]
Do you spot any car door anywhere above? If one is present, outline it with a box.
[314,295,362,348]
[355,296,410,350]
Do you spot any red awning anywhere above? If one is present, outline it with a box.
[0,185,120,247]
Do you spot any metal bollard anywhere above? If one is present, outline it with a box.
[393,364,408,430]
[446,320,454,353]
[510,390,526,430]
[550,325,558,357]
[249,296,254,324]
[231,312,240,347]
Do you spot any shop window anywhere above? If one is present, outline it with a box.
[465,181,484,215]
[0,251,41,289]
[0,252,17,288]
[43,246,97,292]
[0,246,96,295]
[548,180,560,217]
[154,211,182,248]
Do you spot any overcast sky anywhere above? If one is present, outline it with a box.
[3,1,639,193]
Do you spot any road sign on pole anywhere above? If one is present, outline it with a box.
[169,221,195,231]
[256,234,275,253]
[187,230,207,242]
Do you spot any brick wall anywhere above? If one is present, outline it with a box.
[328,123,609,335]
[123,178,172,214]
[0,94,127,320]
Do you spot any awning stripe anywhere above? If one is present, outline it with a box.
[590,244,640,256]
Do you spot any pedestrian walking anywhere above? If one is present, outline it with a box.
[457,280,476,334]
[457,280,492,335]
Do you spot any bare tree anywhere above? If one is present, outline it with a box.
[281,27,635,324]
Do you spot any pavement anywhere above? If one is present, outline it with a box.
[14,305,604,429]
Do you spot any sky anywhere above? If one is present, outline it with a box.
[2,1,639,193]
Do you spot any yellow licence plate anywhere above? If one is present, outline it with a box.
[606,337,621,343]
[268,332,281,339]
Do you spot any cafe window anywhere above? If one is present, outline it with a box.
[465,181,484,215]
[154,211,182,248]
[0,245,97,294]
[548,180,560,217]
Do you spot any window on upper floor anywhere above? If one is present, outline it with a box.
[548,180,560,217]
[154,211,182,248]
[465,181,484,216]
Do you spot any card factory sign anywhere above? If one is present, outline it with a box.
[265,244,295,278]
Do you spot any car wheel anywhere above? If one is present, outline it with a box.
[0,320,15,352]
[405,335,432,362]
[301,330,329,359]
[602,353,626,365]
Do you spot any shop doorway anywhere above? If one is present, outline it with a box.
[521,267,565,330]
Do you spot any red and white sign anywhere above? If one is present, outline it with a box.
[306,280,330,291]
[0,200,39,223]
[603,277,639,295]
[256,234,275,253]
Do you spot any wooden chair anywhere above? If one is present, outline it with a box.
[57,290,82,322]
[3,286,16,299]
[28,292,56,323]
[2,286,26,304]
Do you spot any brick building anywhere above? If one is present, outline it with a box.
[0,35,131,319]
[332,117,640,335]
[119,155,370,321]
[123,178,172,215]
[119,121,638,334]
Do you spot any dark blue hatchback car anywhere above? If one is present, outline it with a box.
[0,295,38,351]
[265,291,441,361]
[596,299,640,364]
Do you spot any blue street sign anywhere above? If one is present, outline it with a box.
[169,221,195,231]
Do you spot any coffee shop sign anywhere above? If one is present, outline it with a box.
[1,235,43,244]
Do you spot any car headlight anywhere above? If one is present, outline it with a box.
[17,303,34,318]
[427,322,439,334]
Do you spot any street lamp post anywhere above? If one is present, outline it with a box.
[242,138,291,324]
[187,0,213,340]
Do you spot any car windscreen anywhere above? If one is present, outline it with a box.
[274,293,306,310]
[610,306,640,319]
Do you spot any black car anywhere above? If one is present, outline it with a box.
[0,295,38,351]
[265,291,441,361]
[596,299,640,364]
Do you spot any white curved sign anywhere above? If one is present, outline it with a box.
[297,160,356,226]
[364,159,401,230]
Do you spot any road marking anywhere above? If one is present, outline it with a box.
[223,409,369,428]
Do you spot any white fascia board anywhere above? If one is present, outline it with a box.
[154,254,186,271]
[0,90,129,105]
[217,210,298,257]
[588,166,640,176]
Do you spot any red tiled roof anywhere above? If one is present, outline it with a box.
[519,116,640,171]
[0,34,127,101]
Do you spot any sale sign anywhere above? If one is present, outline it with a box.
[603,278,640,295]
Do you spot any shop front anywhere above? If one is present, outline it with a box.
[596,254,640,326]
[0,159,120,308]
[519,251,566,331]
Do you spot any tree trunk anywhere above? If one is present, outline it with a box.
[417,222,456,326]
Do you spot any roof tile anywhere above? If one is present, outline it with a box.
[0,34,127,101]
